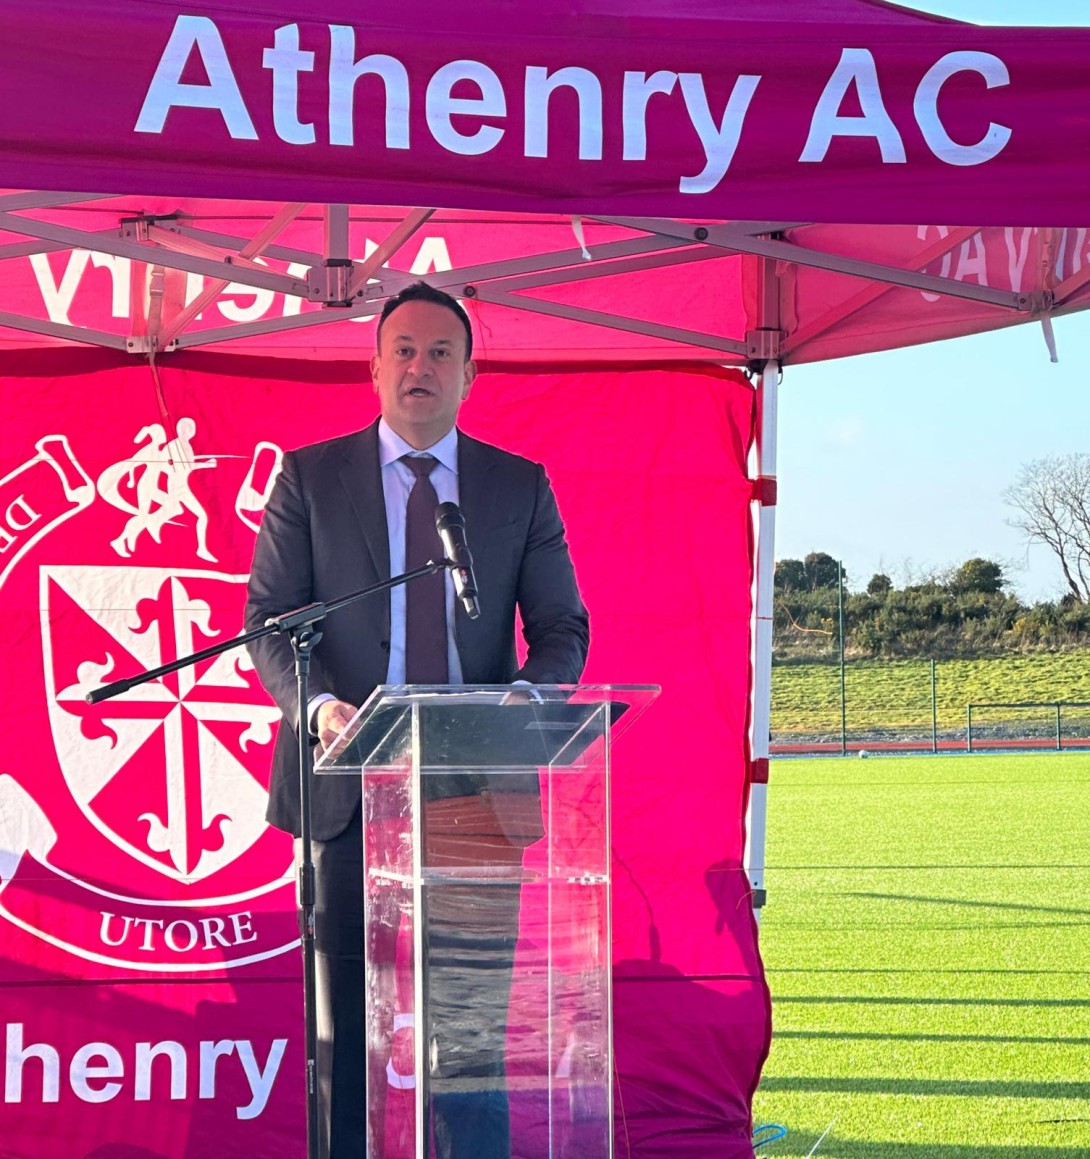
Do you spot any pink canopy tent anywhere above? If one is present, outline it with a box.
[0,2,1089,1157]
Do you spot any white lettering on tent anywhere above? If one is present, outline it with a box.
[198,1037,285,1118]
[233,1038,287,1119]
[348,240,382,323]
[1005,227,1034,292]
[70,1043,124,1104]
[134,1041,187,1101]
[524,67,603,160]
[219,258,276,322]
[184,273,206,320]
[800,48,906,164]
[953,234,988,285]
[1054,228,1085,279]
[622,71,678,161]
[283,262,312,317]
[92,255,132,319]
[5,1023,59,1101]
[30,252,130,324]
[263,24,316,146]
[917,225,952,302]
[678,72,761,195]
[4,1024,287,1119]
[1054,229,1068,280]
[0,498,42,553]
[426,60,506,156]
[410,237,454,276]
[1068,228,1089,278]
[348,235,455,324]
[30,251,90,325]
[134,15,258,140]
[328,26,410,149]
[198,1040,234,1098]
[914,51,1011,166]
[98,909,259,952]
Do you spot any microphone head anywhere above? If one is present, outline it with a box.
[435,501,464,531]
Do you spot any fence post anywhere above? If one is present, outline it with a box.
[838,560,846,756]
[967,705,972,753]
[1056,703,1062,751]
[931,659,938,754]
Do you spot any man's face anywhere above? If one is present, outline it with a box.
[371,300,475,448]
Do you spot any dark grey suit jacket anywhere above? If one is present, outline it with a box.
[245,419,590,839]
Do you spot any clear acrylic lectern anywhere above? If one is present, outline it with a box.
[315,684,658,1159]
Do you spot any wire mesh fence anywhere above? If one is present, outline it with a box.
[769,655,1090,754]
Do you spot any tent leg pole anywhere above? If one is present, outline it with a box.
[746,364,778,923]
[745,251,782,923]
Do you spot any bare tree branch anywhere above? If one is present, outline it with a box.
[1004,454,1090,602]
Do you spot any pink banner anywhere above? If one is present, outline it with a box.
[0,2,1089,225]
[0,354,765,1157]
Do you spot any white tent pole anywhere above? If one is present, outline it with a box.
[744,255,781,922]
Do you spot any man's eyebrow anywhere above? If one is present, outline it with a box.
[391,334,453,345]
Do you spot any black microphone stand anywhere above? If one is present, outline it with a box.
[86,560,453,1159]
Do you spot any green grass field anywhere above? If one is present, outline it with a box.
[750,752,1090,1157]
[771,654,1090,739]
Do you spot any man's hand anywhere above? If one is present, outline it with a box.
[317,699,358,752]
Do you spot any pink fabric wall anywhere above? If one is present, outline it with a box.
[0,352,767,1158]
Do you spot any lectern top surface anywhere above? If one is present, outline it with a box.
[314,684,658,773]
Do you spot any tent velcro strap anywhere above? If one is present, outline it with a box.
[751,476,777,506]
[750,757,770,784]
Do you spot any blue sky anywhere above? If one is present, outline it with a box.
[775,0,1089,602]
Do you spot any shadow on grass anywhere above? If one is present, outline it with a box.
[775,1029,1090,1046]
[845,891,1090,916]
[769,967,1090,976]
[766,1134,1090,1158]
[759,1076,1090,1098]
[775,994,1090,1007]
[771,863,1090,870]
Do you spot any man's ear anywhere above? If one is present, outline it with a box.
[370,353,381,388]
[462,359,477,399]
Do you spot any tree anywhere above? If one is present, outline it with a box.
[866,572,892,596]
[950,557,1004,595]
[776,552,846,594]
[1005,455,1090,602]
[774,558,808,591]
[804,551,843,590]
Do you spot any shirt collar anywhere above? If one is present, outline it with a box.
[378,418,459,474]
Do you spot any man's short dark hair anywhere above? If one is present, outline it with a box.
[377,282,473,359]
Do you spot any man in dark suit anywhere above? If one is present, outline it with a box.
[245,282,589,1159]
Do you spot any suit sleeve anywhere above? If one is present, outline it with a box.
[244,451,334,730]
[514,464,590,684]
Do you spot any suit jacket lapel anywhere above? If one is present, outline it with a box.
[340,420,390,582]
[457,433,500,549]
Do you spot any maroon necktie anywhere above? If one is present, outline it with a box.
[402,455,448,684]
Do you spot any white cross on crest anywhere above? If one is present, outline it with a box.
[42,565,281,884]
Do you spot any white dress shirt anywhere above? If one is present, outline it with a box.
[309,420,462,730]
[377,419,464,685]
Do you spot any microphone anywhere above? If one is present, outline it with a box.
[435,502,481,620]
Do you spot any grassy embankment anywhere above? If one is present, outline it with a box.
[771,653,1090,740]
